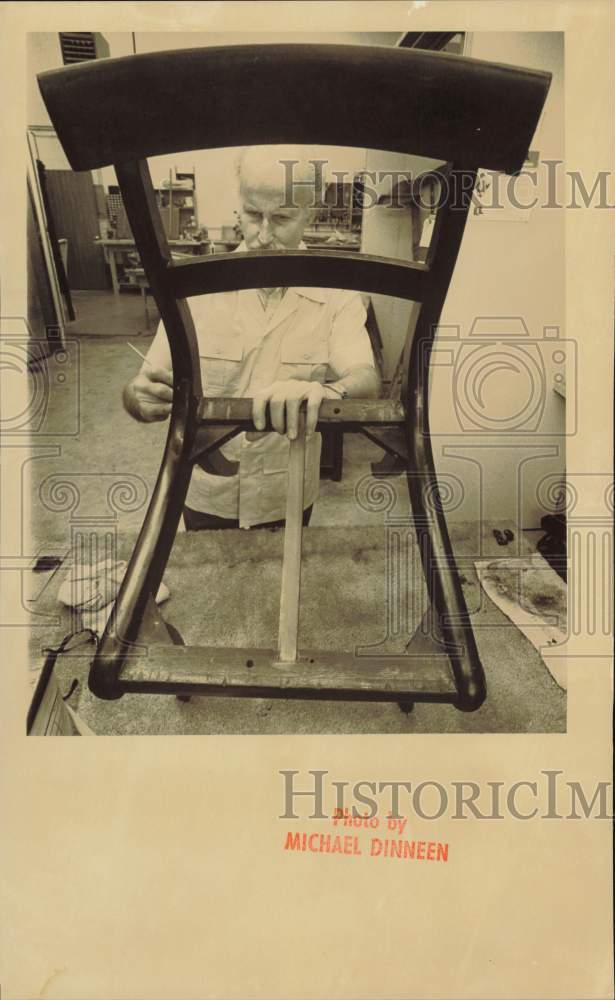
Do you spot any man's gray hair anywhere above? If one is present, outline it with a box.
[236,145,325,209]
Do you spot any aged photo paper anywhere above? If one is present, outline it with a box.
[1,2,613,998]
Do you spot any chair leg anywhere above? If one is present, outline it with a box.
[404,343,486,712]
[89,160,205,701]
[393,164,486,712]
[89,381,199,700]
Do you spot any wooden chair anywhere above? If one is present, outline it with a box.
[38,44,550,712]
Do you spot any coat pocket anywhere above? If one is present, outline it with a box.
[279,339,329,383]
[263,436,291,476]
[199,340,244,396]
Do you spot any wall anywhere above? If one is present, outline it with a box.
[359,33,566,529]
[27,33,72,169]
[28,33,63,129]
[430,31,566,529]
[360,150,445,378]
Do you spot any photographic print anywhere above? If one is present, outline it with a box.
[23,27,572,736]
[1,4,613,999]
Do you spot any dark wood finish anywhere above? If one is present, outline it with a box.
[136,595,179,647]
[365,298,385,381]
[190,426,242,464]
[401,165,486,710]
[38,44,550,175]
[118,645,457,702]
[361,428,409,464]
[89,160,202,700]
[198,397,406,429]
[169,250,427,302]
[43,169,107,290]
[38,44,551,712]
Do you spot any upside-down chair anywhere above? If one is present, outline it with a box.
[38,44,550,711]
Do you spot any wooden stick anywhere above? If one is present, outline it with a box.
[127,341,151,366]
[277,416,306,662]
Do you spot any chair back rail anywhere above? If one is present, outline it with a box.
[168,250,428,302]
[38,44,551,174]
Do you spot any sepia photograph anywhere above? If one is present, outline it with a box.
[1,4,613,1000]
[21,27,576,735]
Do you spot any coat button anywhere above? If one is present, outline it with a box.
[303,353,310,360]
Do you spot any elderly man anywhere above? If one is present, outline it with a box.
[122,146,380,530]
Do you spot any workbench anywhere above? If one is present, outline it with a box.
[96,237,208,295]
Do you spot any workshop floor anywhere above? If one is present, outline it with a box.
[27,290,566,734]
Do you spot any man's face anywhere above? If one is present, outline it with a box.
[239,179,311,251]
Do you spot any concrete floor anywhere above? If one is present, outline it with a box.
[27,289,566,734]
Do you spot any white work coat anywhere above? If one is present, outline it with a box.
[144,252,375,527]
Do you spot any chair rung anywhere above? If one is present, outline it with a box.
[198,397,405,430]
[118,645,456,701]
[168,249,427,302]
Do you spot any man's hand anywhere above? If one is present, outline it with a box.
[252,380,327,440]
[123,366,173,423]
